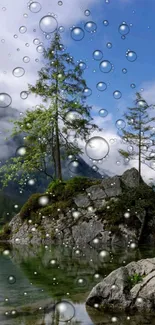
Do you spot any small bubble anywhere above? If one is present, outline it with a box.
[39,15,58,33]
[38,195,49,206]
[33,38,40,45]
[23,56,30,63]
[19,26,27,34]
[96,82,107,92]
[116,119,126,129]
[113,90,122,99]
[126,50,137,62]
[8,275,16,284]
[55,301,75,322]
[124,212,130,218]
[99,108,108,117]
[122,68,127,74]
[93,50,103,60]
[20,91,28,100]
[103,20,109,26]
[0,93,12,108]
[111,316,118,322]
[71,27,85,41]
[119,22,130,35]
[12,67,25,77]
[84,9,90,16]
[25,43,29,47]
[100,60,112,73]
[58,0,63,5]
[78,62,86,70]
[29,1,42,13]
[16,146,27,156]
[83,87,92,96]
[84,21,97,33]
[106,42,112,49]
[23,13,28,18]
[36,45,44,53]
[59,26,65,33]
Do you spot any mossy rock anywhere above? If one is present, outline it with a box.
[0,223,11,240]
[39,199,73,219]
[20,193,52,220]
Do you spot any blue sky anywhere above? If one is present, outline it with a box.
[1,0,155,182]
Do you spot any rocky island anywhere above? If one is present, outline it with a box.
[1,167,155,248]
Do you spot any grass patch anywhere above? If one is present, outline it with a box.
[128,273,144,288]
[0,223,11,240]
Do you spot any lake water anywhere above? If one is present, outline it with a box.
[0,243,155,325]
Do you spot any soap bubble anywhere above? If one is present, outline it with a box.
[86,136,109,160]
[126,50,137,62]
[39,15,58,33]
[113,90,122,99]
[84,21,97,33]
[71,27,85,41]
[83,87,92,96]
[84,9,90,16]
[20,91,28,100]
[8,275,16,284]
[23,56,30,63]
[92,165,99,172]
[16,146,27,156]
[106,42,112,48]
[130,83,136,88]
[29,2,42,13]
[12,67,25,77]
[96,82,107,91]
[115,119,126,129]
[100,60,112,73]
[55,301,75,322]
[119,23,130,35]
[99,109,108,117]
[93,50,103,60]
[78,62,86,70]
[36,45,44,53]
[33,38,40,45]
[58,1,63,5]
[122,68,127,74]
[19,26,27,34]
[103,20,109,26]
[38,195,49,206]
[0,93,12,108]
[68,160,82,173]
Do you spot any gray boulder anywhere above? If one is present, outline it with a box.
[86,258,155,312]
[101,176,122,197]
[121,167,141,188]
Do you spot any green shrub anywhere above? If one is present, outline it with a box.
[39,199,73,219]
[128,273,144,288]
[20,193,51,220]
[0,223,11,240]
[47,179,66,199]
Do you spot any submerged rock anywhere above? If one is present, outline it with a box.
[86,257,155,312]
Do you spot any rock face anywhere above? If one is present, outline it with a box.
[86,257,155,312]
[8,168,152,246]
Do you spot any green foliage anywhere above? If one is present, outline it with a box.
[128,273,144,288]
[0,32,98,186]
[39,200,73,219]
[20,193,47,220]
[97,183,155,230]
[118,92,155,181]
[0,223,11,240]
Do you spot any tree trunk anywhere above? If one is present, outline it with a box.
[138,113,142,185]
[54,50,62,180]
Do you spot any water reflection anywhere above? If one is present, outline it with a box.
[0,244,155,324]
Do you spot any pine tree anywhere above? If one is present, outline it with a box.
[0,32,97,187]
[119,92,155,185]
